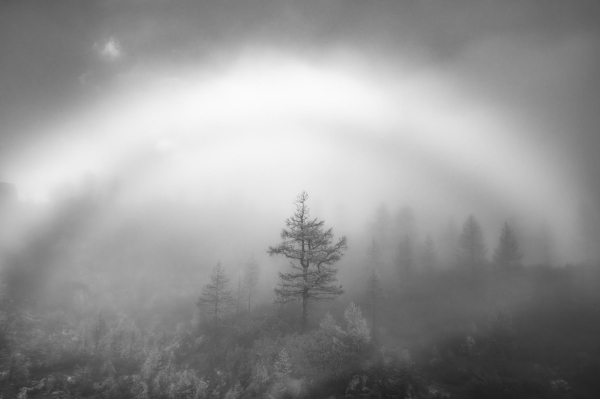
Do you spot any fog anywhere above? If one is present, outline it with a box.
[1,1,600,398]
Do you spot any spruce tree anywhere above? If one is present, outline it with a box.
[268,192,347,331]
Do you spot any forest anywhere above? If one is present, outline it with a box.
[2,3,600,398]
[1,187,599,399]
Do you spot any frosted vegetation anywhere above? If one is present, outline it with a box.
[0,192,599,399]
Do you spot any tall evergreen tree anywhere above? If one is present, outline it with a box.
[493,222,523,268]
[458,215,487,269]
[268,192,347,331]
[196,262,234,337]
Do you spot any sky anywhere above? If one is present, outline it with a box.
[1,0,600,265]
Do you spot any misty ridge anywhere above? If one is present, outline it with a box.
[1,0,600,398]
[1,180,599,399]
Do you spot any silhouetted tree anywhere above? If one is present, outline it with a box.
[458,215,487,269]
[268,192,347,331]
[493,222,523,268]
[243,256,260,313]
[396,235,414,279]
[196,262,234,337]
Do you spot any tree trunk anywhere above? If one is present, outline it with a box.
[302,290,309,332]
[302,264,309,331]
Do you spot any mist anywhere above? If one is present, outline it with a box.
[1,1,600,398]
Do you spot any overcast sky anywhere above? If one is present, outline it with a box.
[1,0,600,264]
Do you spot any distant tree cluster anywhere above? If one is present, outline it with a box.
[196,257,261,337]
[368,205,526,279]
[196,262,234,338]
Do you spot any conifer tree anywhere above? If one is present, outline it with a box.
[458,215,487,269]
[268,192,347,331]
[493,222,523,268]
[196,262,234,337]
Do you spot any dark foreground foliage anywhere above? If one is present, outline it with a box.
[1,264,599,398]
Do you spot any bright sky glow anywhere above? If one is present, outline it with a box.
[8,52,581,259]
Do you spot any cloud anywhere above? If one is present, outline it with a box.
[98,37,122,61]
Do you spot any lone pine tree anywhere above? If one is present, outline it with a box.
[268,192,347,331]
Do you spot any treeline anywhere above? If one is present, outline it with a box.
[1,191,599,398]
